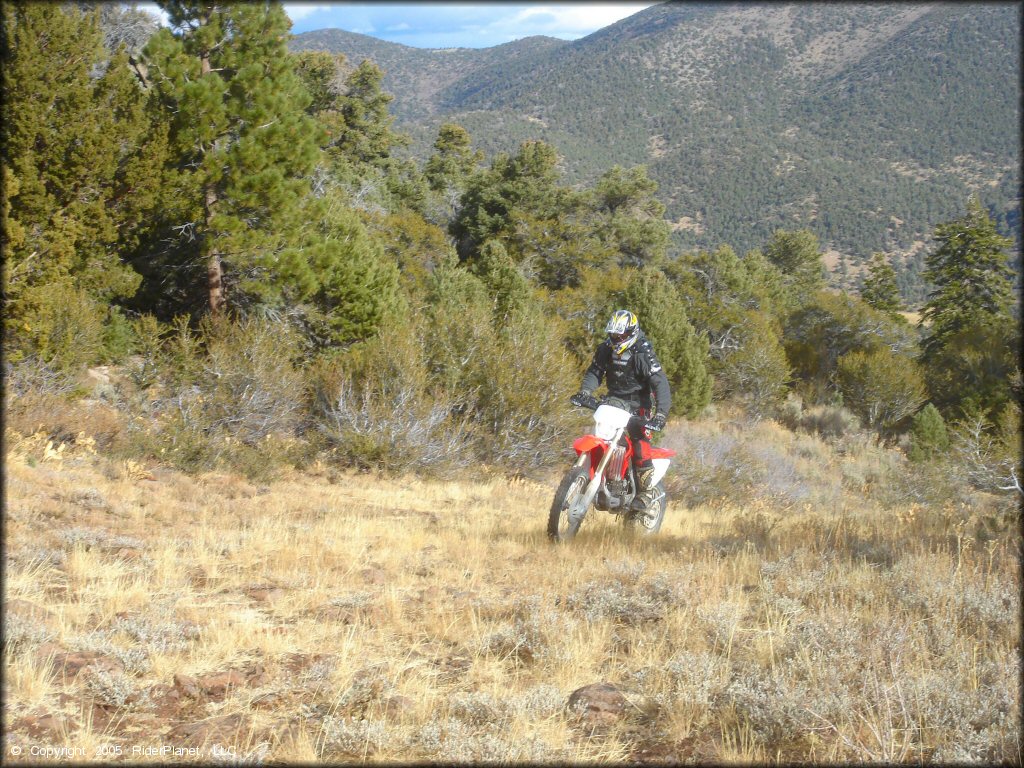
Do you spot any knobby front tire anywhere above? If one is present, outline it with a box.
[548,462,589,542]
[622,482,667,535]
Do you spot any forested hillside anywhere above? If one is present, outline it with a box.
[290,2,1020,288]
[3,1,1020,495]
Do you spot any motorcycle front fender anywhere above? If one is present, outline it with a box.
[573,435,608,478]
[573,435,607,454]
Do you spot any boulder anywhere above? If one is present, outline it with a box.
[195,670,247,700]
[12,712,76,739]
[167,713,248,746]
[174,663,270,702]
[566,682,628,729]
[381,694,416,720]
[245,584,286,604]
[173,673,203,700]
[38,649,124,681]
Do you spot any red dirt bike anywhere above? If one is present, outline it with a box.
[548,395,675,542]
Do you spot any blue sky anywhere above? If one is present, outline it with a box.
[138,3,657,49]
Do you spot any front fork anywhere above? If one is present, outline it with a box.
[568,428,626,526]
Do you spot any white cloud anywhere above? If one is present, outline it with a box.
[511,4,650,33]
[492,3,653,38]
[283,4,333,22]
[133,3,333,28]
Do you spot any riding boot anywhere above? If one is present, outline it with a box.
[631,461,658,511]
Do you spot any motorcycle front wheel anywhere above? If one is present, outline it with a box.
[548,461,590,542]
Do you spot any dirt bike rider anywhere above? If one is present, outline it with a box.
[570,309,671,512]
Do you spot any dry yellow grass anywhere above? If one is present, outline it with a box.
[3,417,1020,763]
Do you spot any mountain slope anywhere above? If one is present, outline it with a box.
[291,28,568,121]
[289,3,1020,265]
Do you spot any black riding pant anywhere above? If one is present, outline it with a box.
[624,405,653,472]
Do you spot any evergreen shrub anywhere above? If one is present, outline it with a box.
[100,307,138,363]
[136,318,309,476]
[836,348,926,432]
[313,320,473,475]
[472,309,579,471]
[908,403,950,462]
[777,392,861,440]
[7,282,107,371]
[718,321,791,419]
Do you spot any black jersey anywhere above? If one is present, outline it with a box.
[580,332,672,415]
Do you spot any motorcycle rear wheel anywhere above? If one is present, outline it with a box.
[622,482,667,535]
[548,462,590,542]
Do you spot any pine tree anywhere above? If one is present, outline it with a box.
[784,291,917,405]
[451,140,564,260]
[920,197,1015,358]
[142,1,322,317]
[97,47,171,253]
[331,59,407,168]
[762,229,827,307]
[921,316,1018,419]
[424,123,483,194]
[424,122,484,221]
[591,165,670,269]
[290,50,346,128]
[718,313,791,418]
[548,264,633,365]
[326,58,430,212]
[669,321,714,419]
[2,3,160,364]
[740,248,787,319]
[836,348,926,432]
[671,245,754,306]
[669,245,763,362]
[452,140,618,289]
[291,50,426,215]
[288,198,405,348]
[861,252,903,315]
[2,4,133,296]
[423,255,497,395]
[471,239,534,322]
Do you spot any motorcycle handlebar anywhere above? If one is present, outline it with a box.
[571,395,661,432]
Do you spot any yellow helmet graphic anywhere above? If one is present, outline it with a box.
[606,309,639,354]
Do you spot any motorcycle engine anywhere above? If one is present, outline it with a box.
[599,479,625,510]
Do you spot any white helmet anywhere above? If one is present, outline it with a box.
[605,309,639,355]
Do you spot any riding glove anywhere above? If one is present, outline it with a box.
[646,413,666,432]
[569,391,592,408]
